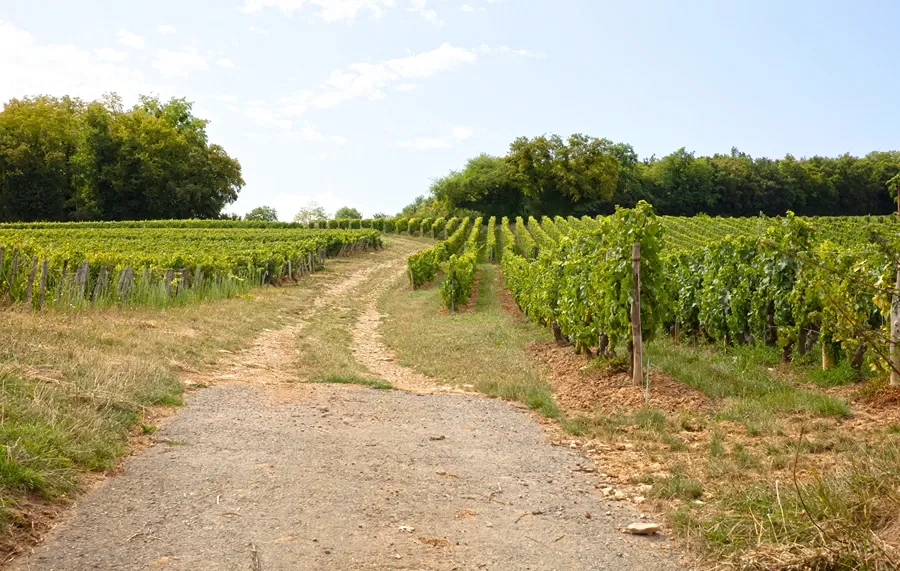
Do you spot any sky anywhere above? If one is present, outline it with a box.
[2,0,899,220]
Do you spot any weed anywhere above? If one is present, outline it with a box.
[652,473,704,500]
[708,430,725,458]
[309,374,394,390]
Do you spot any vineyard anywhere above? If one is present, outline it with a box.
[401,206,900,378]
[0,222,381,308]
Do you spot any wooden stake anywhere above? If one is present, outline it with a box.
[75,260,89,300]
[57,259,69,305]
[164,269,175,296]
[38,259,48,308]
[92,266,107,305]
[891,264,900,386]
[631,242,643,387]
[8,247,19,295]
[24,256,38,307]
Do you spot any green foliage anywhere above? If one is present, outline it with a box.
[334,206,362,219]
[293,203,327,224]
[244,206,278,221]
[0,94,244,223]
[424,134,900,220]
[486,217,497,262]
[407,218,421,235]
[406,218,472,288]
[502,201,665,353]
[430,217,446,238]
[428,154,523,217]
[0,223,381,307]
[514,216,538,258]
[664,213,900,371]
[440,252,477,311]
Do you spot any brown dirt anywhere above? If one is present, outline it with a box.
[7,239,682,571]
[529,342,708,416]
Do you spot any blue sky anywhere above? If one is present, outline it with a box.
[2,0,898,219]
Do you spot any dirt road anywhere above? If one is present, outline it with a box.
[11,238,681,571]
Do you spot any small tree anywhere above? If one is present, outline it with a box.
[294,202,328,224]
[244,206,278,221]
[335,206,362,219]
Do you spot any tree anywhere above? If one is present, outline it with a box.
[0,93,243,222]
[429,155,521,217]
[244,206,278,221]
[334,206,362,219]
[293,202,328,224]
[506,134,620,215]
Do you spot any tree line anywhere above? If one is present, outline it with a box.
[0,94,244,222]
[413,134,900,218]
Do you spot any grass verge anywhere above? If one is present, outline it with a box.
[380,264,560,419]
[0,251,383,558]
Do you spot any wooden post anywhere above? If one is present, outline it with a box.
[631,242,643,387]
[891,264,900,386]
[409,266,415,290]
[38,259,48,308]
[56,259,69,304]
[8,247,19,295]
[164,269,175,296]
[24,256,38,307]
[92,266,107,305]
[74,260,89,300]
[118,266,134,298]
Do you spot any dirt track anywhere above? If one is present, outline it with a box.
[10,239,681,571]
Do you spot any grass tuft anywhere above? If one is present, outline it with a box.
[309,374,394,390]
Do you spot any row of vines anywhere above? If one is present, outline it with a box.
[499,203,900,377]
[0,225,381,309]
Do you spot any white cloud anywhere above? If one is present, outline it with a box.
[214,94,238,102]
[216,58,236,68]
[460,4,474,11]
[452,126,473,141]
[157,24,176,35]
[395,83,417,92]
[408,0,444,27]
[311,43,476,109]
[396,137,451,150]
[248,25,270,34]
[396,125,475,151]
[330,135,348,144]
[152,47,209,78]
[477,44,547,59]
[117,29,145,50]
[93,47,128,63]
[240,0,394,22]
[0,20,153,105]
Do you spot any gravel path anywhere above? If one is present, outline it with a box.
[10,242,682,571]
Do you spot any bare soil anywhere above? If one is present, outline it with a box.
[8,241,681,571]
[529,342,708,416]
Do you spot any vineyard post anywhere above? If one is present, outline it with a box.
[24,256,38,307]
[38,259,48,308]
[892,263,900,387]
[631,242,643,386]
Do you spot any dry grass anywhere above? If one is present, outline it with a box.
[0,252,380,558]
[379,264,560,418]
